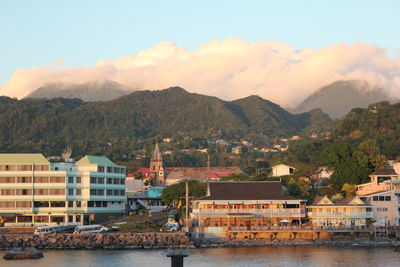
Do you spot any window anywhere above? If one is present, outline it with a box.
[97,166,105,172]
[68,215,73,223]
[385,196,391,201]
[50,176,65,183]
[34,189,49,195]
[97,177,104,184]
[16,189,32,195]
[113,178,119,184]
[16,177,32,183]
[373,196,378,201]
[68,201,74,208]
[76,189,82,196]
[68,177,74,183]
[120,179,125,185]
[97,189,104,196]
[107,189,113,196]
[366,207,372,212]
[50,189,65,195]
[0,177,15,183]
[113,190,119,196]
[16,201,32,208]
[379,196,385,201]
[34,201,49,207]
[76,215,81,222]
[90,189,97,195]
[50,201,66,207]
[107,178,113,184]
[68,189,74,196]
[76,201,81,208]
[120,190,125,196]
[34,176,49,183]
[90,177,97,184]
[76,177,82,183]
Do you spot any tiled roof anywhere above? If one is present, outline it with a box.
[165,167,243,180]
[201,181,298,201]
[370,169,398,176]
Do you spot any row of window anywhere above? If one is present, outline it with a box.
[67,189,82,196]
[0,176,65,183]
[0,201,32,208]
[88,201,123,207]
[0,189,65,196]
[90,177,125,185]
[372,196,391,201]
[90,189,125,196]
[97,166,125,174]
[376,207,388,212]
[67,177,82,183]
[0,165,49,171]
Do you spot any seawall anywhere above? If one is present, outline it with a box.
[0,233,189,250]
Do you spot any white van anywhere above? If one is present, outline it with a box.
[73,225,109,234]
[34,226,55,235]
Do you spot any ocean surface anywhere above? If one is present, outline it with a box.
[0,246,399,267]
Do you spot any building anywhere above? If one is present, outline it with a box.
[126,186,166,213]
[307,196,373,227]
[149,142,165,186]
[271,164,296,177]
[190,181,306,239]
[356,168,400,226]
[0,154,126,227]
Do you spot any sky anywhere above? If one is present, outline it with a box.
[1,0,399,106]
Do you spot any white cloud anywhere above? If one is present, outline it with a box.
[1,37,400,107]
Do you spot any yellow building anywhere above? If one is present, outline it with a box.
[307,195,373,227]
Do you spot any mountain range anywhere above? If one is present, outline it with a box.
[0,87,330,154]
[293,80,396,119]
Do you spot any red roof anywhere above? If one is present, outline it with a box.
[128,168,150,177]
[208,172,232,179]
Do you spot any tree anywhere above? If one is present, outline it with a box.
[160,180,207,205]
[341,183,356,197]
[320,143,371,192]
[287,177,309,198]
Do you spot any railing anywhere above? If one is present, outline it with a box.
[192,208,305,216]
[227,226,376,232]
[307,212,373,218]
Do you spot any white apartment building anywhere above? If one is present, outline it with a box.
[0,154,126,227]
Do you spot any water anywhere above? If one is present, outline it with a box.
[0,246,399,267]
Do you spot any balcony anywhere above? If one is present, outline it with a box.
[307,212,373,218]
[191,208,305,217]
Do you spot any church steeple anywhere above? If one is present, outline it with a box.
[150,142,165,185]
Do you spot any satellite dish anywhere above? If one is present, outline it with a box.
[61,147,72,159]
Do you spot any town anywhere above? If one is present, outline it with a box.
[1,141,399,246]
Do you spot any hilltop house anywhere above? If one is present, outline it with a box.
[271,164,296,177]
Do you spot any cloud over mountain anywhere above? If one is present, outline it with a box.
[1,37,400,107]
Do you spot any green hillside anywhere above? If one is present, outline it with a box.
[0,87,331,156]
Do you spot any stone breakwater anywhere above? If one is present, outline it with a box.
[0,233,189,250]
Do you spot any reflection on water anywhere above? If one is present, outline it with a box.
[0,246,399,267]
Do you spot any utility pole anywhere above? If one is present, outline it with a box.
[207,154,210,170]
[185,179,189,232]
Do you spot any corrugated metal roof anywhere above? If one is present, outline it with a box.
[0,153,49,165]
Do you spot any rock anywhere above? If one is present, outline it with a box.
[3,247,44,260]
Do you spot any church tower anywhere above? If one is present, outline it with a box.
[149,142,165,185]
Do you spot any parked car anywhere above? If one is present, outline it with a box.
[165,222,179,231]
[73,225,109,234]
